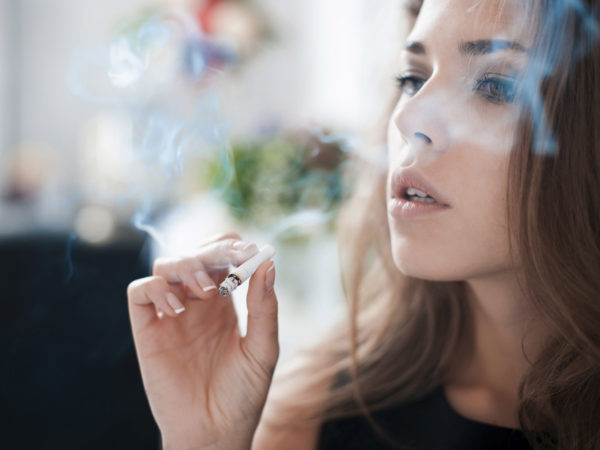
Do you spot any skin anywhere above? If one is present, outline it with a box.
[128,233,280,450]
[386,0,548,428]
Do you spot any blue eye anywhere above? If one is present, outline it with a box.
[474,73,518,104]
[395,74,425,96]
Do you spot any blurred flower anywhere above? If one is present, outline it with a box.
[196,0,271,58]
[199,128,351,236]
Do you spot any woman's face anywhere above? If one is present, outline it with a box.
[386,0,531,281]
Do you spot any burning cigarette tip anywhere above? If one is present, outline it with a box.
[219,274,241,296]
[218,244,275,296]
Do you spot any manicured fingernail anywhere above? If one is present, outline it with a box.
[157,310,164,319]
[265,261,275,292]
[233,240,255,251]
[233,241,247,249]
[194,271,217,292]
[166,293,185,314]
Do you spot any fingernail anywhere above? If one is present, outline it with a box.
[265,261,275,292]
[233,241,247,249]
[157,310,164,319]
[194,271,217,292]
[233,240,255,251]
[166,293,185,314]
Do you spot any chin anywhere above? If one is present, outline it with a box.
[390,243,514,283]
[390,239,476,282]
[392,260,464,282]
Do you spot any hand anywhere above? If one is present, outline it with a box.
[127,233,279,450]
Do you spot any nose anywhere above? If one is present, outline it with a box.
[389,83,451,162]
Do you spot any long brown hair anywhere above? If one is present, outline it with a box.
[265,1,600,448]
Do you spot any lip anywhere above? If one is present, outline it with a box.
[389,168,451,206]
[388,168,451,220]
[388,197,450,220]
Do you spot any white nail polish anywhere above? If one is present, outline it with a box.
[166,292,185,314]
[233,241,246,249]
[195,271,217,292]
[157,310,164,319]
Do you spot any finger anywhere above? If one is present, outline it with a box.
[180,267,217,300]
[193,238,260,269]
[192,270,220,296]
[153,240,260,298]
[154,257,219,300]
[142,276,185,317]
[228,241,261,267]
[243,260,279,373]
[200,232,242,246]
[128,276,185,331]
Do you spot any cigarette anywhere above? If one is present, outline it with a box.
[219,244,276,296]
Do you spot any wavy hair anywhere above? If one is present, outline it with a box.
[266,1,600,449]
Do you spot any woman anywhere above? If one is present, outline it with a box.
[127,0,600,448]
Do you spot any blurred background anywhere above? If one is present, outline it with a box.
[0,0,407,448]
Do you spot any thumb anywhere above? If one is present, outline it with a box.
[243,259,279,372]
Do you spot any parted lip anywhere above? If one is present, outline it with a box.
[390,168,451,207]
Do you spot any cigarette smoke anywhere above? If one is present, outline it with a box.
[70,5,355,260]
[70,7,238,250]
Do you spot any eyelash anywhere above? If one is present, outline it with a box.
[473,73,517,104]
[394,75,425,96]
[394,73,518,104]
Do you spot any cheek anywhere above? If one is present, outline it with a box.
[460,104,521,157]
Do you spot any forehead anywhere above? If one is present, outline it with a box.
[408,0,532,47]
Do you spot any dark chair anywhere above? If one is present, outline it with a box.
[0,230,159,449]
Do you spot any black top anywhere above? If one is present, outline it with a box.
[318,385,532,450]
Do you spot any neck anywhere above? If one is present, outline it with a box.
[451,271,548,396]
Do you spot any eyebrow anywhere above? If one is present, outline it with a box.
[403,39,527,56]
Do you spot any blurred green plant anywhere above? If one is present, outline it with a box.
[200,131,351,233]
